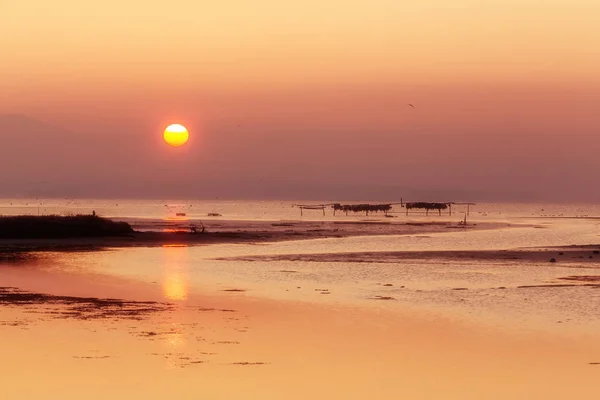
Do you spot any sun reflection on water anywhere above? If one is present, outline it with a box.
[166,329,185,348]
[160,246,190,367]
[161,244,190,302]
[163,273,188,301]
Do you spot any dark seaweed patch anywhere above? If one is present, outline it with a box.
[0,287,172,321]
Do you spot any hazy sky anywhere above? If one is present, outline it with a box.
[1,1,599,201]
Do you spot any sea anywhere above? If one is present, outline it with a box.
[0,198,599,225]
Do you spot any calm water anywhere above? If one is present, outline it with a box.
[1,198,600,223]
[2,199,600,331]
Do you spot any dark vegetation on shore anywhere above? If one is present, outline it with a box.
[0,215,133,239]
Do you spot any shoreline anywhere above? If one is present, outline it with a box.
[0,219,516,252]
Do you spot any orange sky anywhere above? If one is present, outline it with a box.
[1,1,600,200]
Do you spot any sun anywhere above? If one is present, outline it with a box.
[164,124,189,147]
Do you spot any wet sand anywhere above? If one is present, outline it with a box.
[1,269,600,400]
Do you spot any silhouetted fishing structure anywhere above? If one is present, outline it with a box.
[294,201,476,217]
[332,203,393,216]
[405,202,448,216]
[404,202,476,216]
